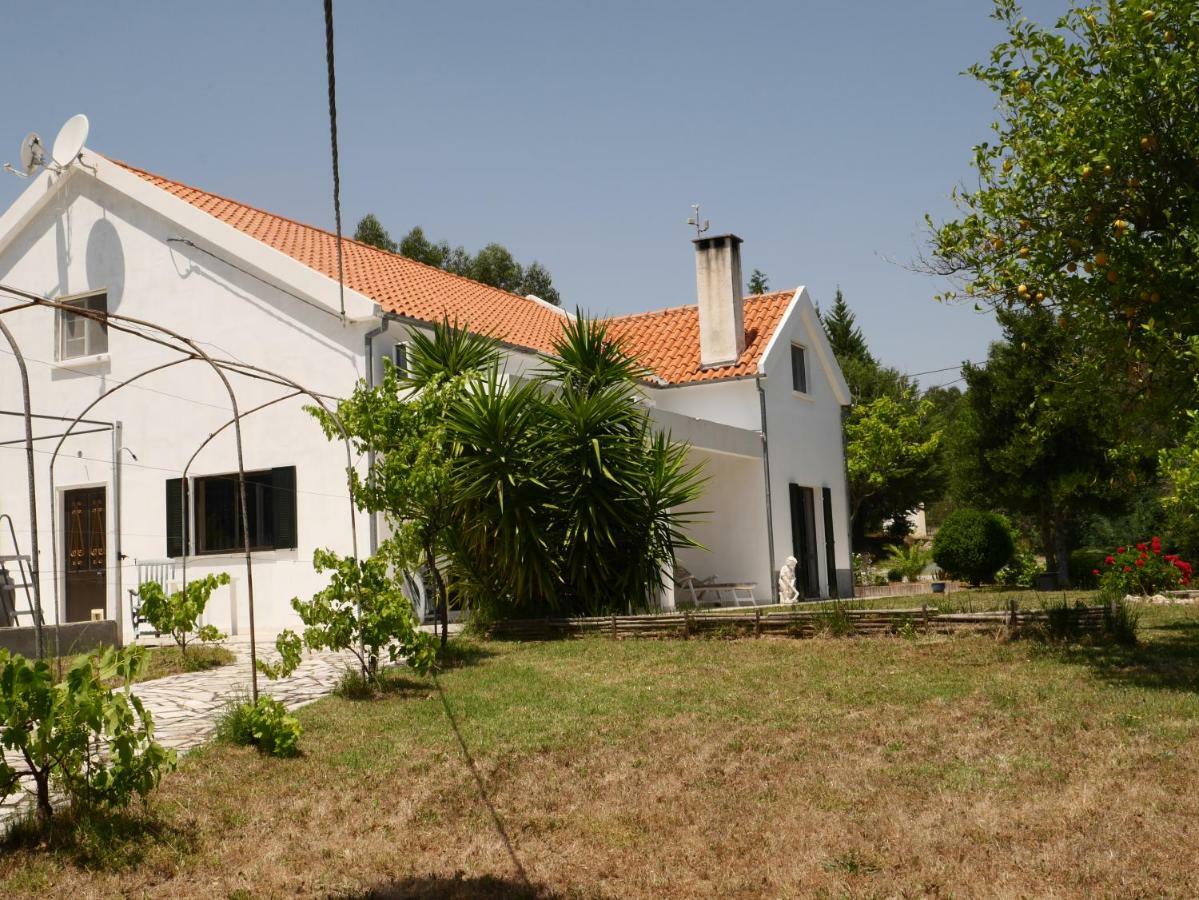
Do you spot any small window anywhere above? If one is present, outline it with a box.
[791,344,808,394]
[184,467,297,555]
[58,293,108,360]
[393,342,408,377]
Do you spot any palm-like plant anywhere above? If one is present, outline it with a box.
[884,541,933,582]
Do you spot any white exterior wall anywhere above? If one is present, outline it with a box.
[0,174,373,640]
[759,295,853,598]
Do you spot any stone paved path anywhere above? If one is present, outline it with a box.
[0,635,362,825]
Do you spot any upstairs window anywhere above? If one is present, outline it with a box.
[393,342,408,377]
[790,344,808,394]
[58,292,108,360]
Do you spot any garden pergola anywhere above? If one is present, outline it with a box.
[0,284,362,700]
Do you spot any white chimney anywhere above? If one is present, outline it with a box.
[694,233,746,367]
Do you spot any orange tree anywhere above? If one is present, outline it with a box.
[927,0,1199,449]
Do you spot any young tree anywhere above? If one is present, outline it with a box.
[747,269,770,295]
[137,573,229,663]
[262,548,436,684]
[0,647,175,822]
[312,320,502,646]
[354,214,398,253]
[927,0,1199,445]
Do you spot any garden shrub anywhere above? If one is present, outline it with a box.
[998,545,1041,588]
[0,647,176,821]
[215,695,301,758]
[886,568,903,583]
[138,573,229,663]
[1068,548,1108,588]
[1098,537,1192,596]
[1103,594,1141,646]
[932,509,1014,585]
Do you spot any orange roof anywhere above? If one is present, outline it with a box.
[112,160,791,386]
[607,292,792,385]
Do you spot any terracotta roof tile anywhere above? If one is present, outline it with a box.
[606,292,792,385]
[111,160,791,386]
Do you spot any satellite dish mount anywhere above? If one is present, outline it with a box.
[4,114,89,179]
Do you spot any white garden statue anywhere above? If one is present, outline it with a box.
[778,556,799,604]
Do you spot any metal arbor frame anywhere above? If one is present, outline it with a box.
[0,286,361,701]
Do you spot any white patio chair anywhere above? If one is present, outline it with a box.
[128,558,175,637]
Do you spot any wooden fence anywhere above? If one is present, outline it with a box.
[485,600,1114,641]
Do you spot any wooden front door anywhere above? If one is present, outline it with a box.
[64,487,106,622]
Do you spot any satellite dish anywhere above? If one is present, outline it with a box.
[19,133,44,175]
[51,114,89,168]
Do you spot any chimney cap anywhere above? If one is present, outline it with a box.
[692,232,743,248]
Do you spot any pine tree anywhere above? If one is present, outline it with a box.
[821,288,871,364]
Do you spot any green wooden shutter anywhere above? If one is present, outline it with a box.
[165,478,188,558]
[822,486,838,598]
[271,466,298,549]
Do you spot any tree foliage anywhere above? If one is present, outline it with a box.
[927,0,1199,443]
[353,213,398,253]
[0,647,175,821]
[353,216,563,305]
[820,289,946,544]
[747,269,770,295]
[845,393,942,541]
[947,307,1132,584]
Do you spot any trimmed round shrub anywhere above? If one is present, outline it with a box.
[1068,547,1108,588]
[932,509,1014,585]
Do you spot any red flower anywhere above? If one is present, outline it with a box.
[1136,558,1146,568]
[1117,546,1126,554]
[1137,542,1148,552]
[1151,536,1162,554]
[1092,569,1100,575]
[1123,565,1133,572]
[1105,555,1115,565]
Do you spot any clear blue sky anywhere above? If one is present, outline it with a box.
[0,0,1067,387]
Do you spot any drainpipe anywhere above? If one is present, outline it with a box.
[112,421,124,646]
[363,307,395,555]
[840,404,853,598]
[756,374,777,603]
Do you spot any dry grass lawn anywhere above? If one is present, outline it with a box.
[3,601,1198,898]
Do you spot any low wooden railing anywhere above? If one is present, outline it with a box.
[484,602,1112,641]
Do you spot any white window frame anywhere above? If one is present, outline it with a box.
[56,291,109,362]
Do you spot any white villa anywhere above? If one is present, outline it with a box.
[0,142,852,643]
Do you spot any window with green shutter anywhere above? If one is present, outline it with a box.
[166,466,297,555]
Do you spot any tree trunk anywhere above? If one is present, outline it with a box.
[33,769,51,823]
[1052,507,1072,588]
[424,545,449,649]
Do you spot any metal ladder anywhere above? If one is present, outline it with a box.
[0,513,43,628]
